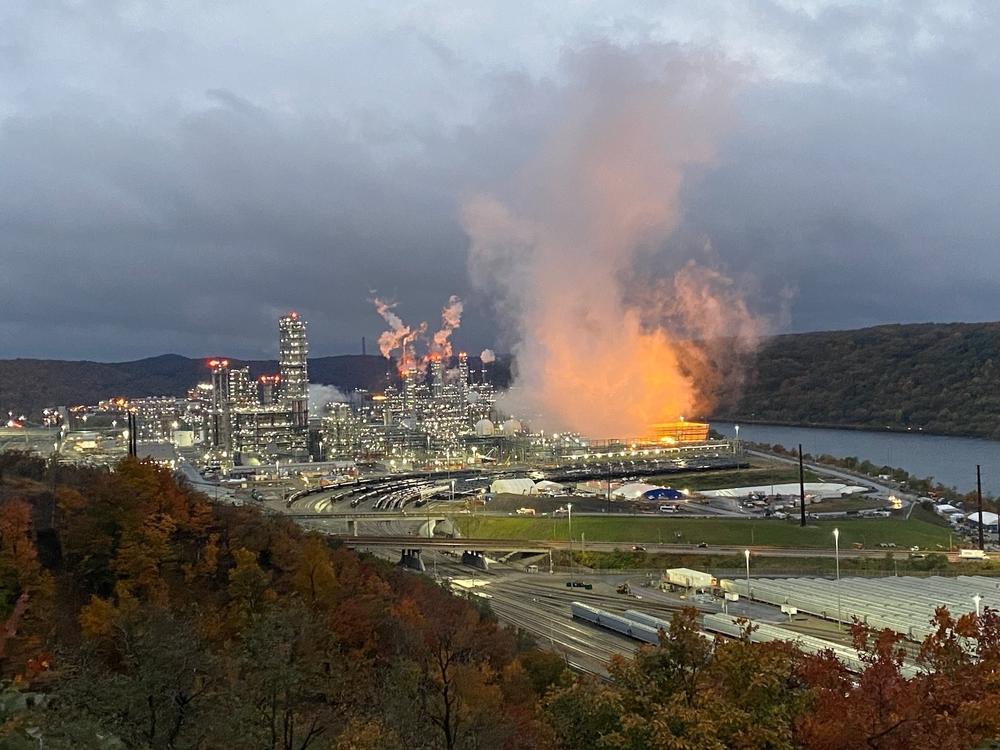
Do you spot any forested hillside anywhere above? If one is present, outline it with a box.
[0,454,999,747]
[721,322,1000,439]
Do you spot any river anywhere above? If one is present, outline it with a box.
[712,422,1000,495]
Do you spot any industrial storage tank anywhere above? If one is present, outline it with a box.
[500,418,522,435]
[474,418,495,436]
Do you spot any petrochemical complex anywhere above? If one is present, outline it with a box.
[10,311,714,475]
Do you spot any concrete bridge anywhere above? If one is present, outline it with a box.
[290,513,456,539]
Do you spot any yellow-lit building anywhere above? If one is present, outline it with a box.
[650,420,710,444]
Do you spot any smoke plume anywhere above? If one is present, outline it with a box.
[463,44,763,437]
[431,294,464,358]
[372,297,412,359]
[308,383,348,411]
[371,294,464,372]
[480,348,496,364]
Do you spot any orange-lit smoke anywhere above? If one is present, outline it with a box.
[431,294,464,358]
[372,295,464,373]
[463,44,762,438]
[372,297,413,361]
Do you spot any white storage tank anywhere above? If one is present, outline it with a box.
[500,418,522,435]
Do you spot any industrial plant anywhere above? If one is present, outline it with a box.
[4,308,718,476]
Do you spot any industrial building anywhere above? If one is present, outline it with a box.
[311,350,501,466]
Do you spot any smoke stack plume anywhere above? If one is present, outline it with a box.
[372,297,411,359]
[371,294,465,373]
[431,294,464,358]
[463,43,763,437]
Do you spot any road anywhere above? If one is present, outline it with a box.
[339,535,911,559]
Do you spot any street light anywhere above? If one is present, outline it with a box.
[833,528,842,632]
[734,424,740,456]
[567,503,574,564]
[974,593,982,617]
[744,548,751,600]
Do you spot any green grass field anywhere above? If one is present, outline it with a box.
[455,515,952,550]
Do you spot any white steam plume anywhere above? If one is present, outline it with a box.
[309,383,348,412]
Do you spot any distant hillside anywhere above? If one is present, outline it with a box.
[719,322,1000,440]
[0,352,511,417]
[0,354,392,416]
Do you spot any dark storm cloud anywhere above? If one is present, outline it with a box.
[1,1,999,359]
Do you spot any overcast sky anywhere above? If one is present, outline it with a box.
[2,1,998,361]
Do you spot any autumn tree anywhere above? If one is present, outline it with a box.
[391,585,535,750]
[235,603,342,750]
[545,610,804,750]
[47,609,230,749]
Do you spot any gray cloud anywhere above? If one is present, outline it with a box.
[1,1,999,359]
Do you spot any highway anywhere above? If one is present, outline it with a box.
[340,535,908,559]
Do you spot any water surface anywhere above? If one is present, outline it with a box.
[713,422,1000,495]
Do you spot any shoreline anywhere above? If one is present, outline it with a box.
[709,416,1000,444]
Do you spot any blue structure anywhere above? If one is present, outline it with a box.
[642,487,684,501]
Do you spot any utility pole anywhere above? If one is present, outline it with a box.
[977,464,984,551]
[606,462,611,513]
[799,444,806,527]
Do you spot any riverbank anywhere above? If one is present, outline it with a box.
[714,422,1000,495]
[713,416,986,440]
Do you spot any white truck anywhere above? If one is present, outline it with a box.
[959,549,989,560]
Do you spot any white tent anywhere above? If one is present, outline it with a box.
[703,482,868,499]
[490,478,537,495]
[967,511,1000,526]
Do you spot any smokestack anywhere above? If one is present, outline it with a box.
[362,336,366,356]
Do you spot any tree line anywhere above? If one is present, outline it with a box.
[717,321,1000,439]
